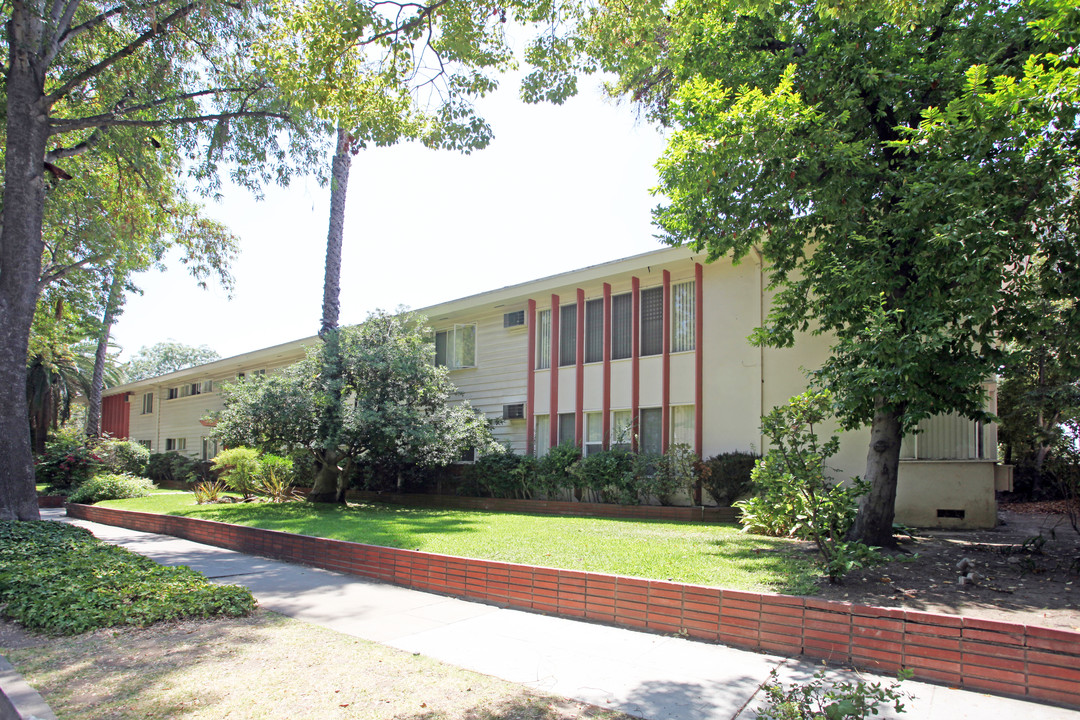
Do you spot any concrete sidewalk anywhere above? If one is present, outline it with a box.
[46,509,1079,720]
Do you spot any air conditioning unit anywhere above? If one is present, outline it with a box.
[502,403,525,420]
[503,310,526,328]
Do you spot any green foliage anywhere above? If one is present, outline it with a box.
[212,447,265,499]
[535,443,583,498]
[125,342,221,383]
[739,392,879,582]
[646,444,702,505]
[756,669,911,720]
[192,480,229,504]
[93,437,151,477]
[34,431,103,492]
[0,521,255,635]
[572,449,638,504]
[702,451,761,506]
[146,452,203,484]
[463,450,539,499]
[68,474,155,504]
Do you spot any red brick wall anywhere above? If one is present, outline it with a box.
[67,503,1080,709]
[346,491,738,523]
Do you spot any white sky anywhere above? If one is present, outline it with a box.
[111,75,671,362]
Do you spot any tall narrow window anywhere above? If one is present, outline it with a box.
[672,281,696,353]
[612,409,633,451]
[435,331,448,367]
[141,392,153,415]
[671,405,695,447]
[535,415,550,457]
[202,437,219,461]
[639,408,662,455]
[558,413,576,446]
[559,304,577,366]
[536,309,551,369]
[611,293,632,360]
[584,412,604,455]
[640,287,663,356]
[585,298,604,363]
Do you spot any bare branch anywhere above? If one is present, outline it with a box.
[45,1,200,106]
[56,0,177,51]
[44,0,83,64]
[44,125,105,161]
[38,254,109,289]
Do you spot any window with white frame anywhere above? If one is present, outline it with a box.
[559,304,577,366]
[640,286,664,356]
[436,324,476,369]
[252,369,266,377]
[201,379,214,394]
[671,405,695,447]
[612,409,633,452]
[165,438,186,452]
[585,299,604,364]
[167,387,179,400]
[201,437,219,461]
[611,294,632,360]
[900,413,986,460]
[639,407,662,455]
[535,415,550,457]
[536,309,551,370]
[671,281,696,353]
[141,392,154,415]
[585,412,604,455]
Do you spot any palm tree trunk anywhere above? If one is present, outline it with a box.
[85,271,125,437]
[309,127,353,503]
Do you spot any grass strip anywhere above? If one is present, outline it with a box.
[100,494,820,594]
[0,521,255,635]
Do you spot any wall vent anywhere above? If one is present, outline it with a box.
[503,310,526,328]
[936,509,965,519]
[503,403,526,420]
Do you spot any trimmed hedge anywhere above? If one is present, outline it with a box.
[68,473,155,504]
[0,521,255,635]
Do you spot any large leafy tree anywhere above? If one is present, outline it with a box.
[528,0,1080,543]
[0,0,320,520]
[214,310,495,499]
[124,341,221,383]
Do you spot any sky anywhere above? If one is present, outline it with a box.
[110,73,672,363]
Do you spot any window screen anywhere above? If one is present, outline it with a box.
[585,298,604,363]
[672,281,695,353]
[558,413,576,446]
[639,408,662,455]
[559,304,577,366]
[611,294,632,360]
[640,287,663,356]
[536,310,551,369]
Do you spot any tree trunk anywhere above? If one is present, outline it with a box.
[849,401,904,546]
[0,4,49,520]
[85,271,125,437]
[320,127,352,337]
[309,129,353,503]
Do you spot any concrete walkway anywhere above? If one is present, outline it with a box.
[45,509,1079,720]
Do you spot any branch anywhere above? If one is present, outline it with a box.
[38,254,109,289]
[54,0,177,54]
[44,125,105,161]
[48,109,288,135]
[45,1,199,106]
[44,0,82,65]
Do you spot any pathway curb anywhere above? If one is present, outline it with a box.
[0,656,58,720]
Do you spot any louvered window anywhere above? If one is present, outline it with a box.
[611,294,632,360]
[536,309,551,369]
[672,281,695,353]
[585,298,604,363]
[640,287,664,356]
[559,304,577,366]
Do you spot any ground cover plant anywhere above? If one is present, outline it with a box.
[0,521,254,634]
[100,493,820,594]
[1,611,632,720]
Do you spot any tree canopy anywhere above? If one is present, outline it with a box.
[526,0,1080,543]
[123,342,222,382]
[214,310,494,500]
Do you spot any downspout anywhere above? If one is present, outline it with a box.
[755,247,765,454]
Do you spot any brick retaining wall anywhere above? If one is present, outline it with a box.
[67,503,1080,709]
[347,491,739,523]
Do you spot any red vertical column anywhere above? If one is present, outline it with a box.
[662,269,672,454]
[526,298,537,456]
[695,263,704,458]
[550,294,560,449]
[575,288,585,447]
[602,282,612,449]
[631,276,641,452]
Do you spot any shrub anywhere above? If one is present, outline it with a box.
[259,453,294,484]
[0,521,255,635]
[192,480,228,504]
[737,391,879,583]
[463,450,538,498]
[93,437,150,476]
[756,668,910,719]
[572,449,637,504]
[212,447,263,498]
[535,443,582,499]
[146,451,202,484]
[68,473,155,504]
[644,444,701,505]
[701,451,760,506]
[34,431,103,492]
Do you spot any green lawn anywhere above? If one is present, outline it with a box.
[100,494,820,594]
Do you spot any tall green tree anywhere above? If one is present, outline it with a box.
[0,0,320,520]
[124,341,221,383]
[214,310,495,498]
[528,0,1080,543]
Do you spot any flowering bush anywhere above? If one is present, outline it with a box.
[34,430,104,493]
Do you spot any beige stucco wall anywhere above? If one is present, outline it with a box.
[896,461,998,528]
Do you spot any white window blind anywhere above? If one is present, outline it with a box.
[585,412,603,455]
[672,281,695,353]
[535,415,550,457]
[672,405,695,446]
[639,408,662,454]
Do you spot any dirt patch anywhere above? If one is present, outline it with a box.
[816,507,1080,630]
[1,611,634,720]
